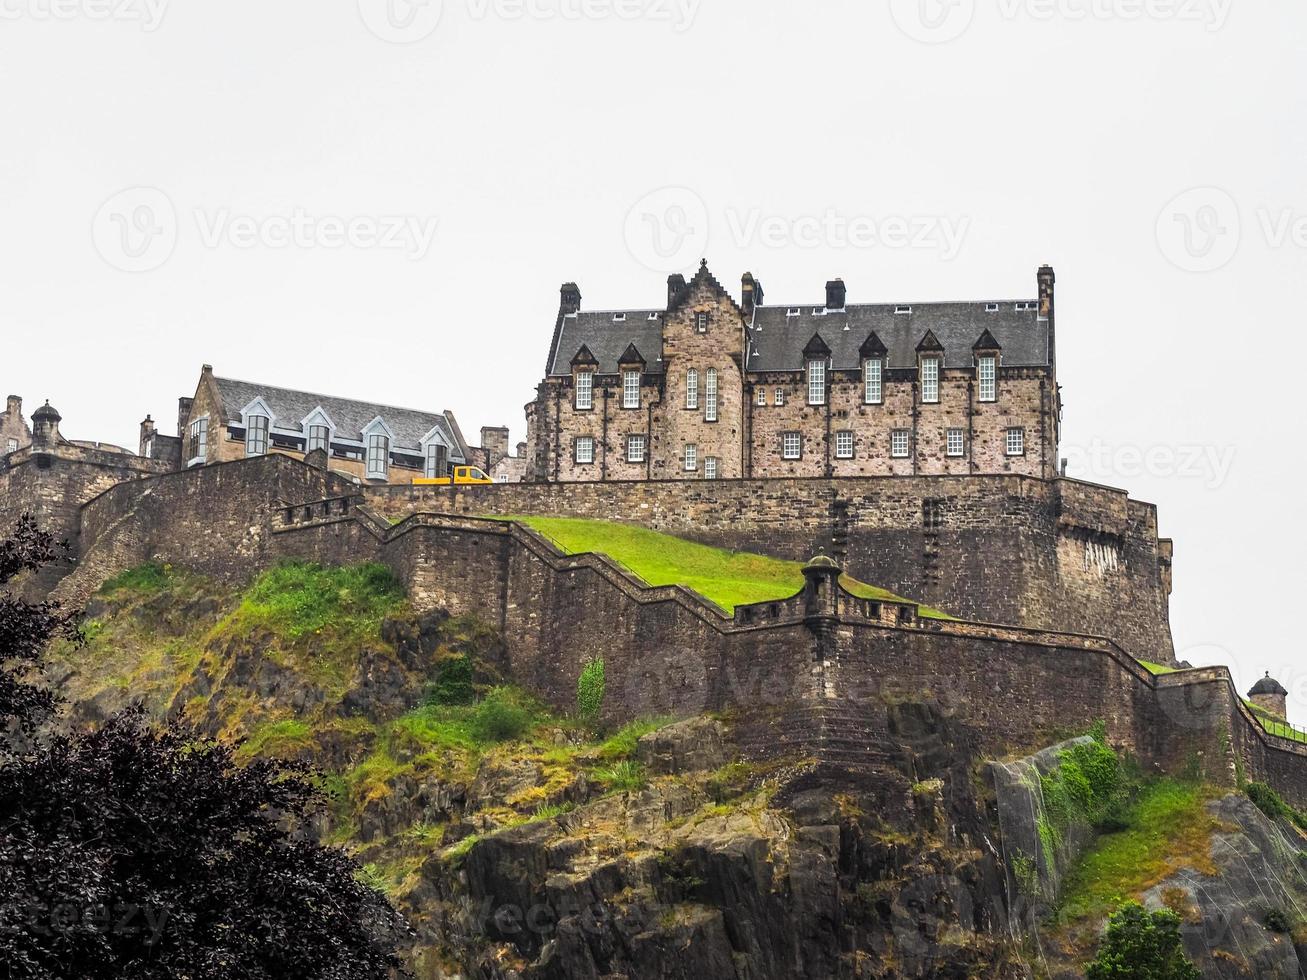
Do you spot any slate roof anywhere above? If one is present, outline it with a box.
[546,301,1049,378]
[1250,674,1289,698]
[548,312,666,377]
[212,376,467,459]
[747,302,1049,372]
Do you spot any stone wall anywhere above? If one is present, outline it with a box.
[363,472,1175,663]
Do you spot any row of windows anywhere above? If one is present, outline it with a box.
[574,427,1027,466]
[802,355,999,407]
[780,427,1026,461]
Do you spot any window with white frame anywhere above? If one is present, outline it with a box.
[366,434,390,479]
[1006,427,1025,457]
[978,356,997,402]
[627,434,646,463]
[864,359,882,404]
[575,436,595,464]
[425,442,448,478]
[807,359,827,405]
[622,369,641,409]
[686,369,699,410]
[705,369,718,422]
[947,428,966,457]
[188,417,208,461]
[835,430,854,459]
[696,311,709,333]
[704,456,719,480]
[782,432,802,460]
[757,388,767,407]
[775,388,785,407]
[245,416,269,457]
[575,371,593,410]
[684,443,697,472]
[5,438,17,454]
[891,429,910,458]
[307,424,329,454]
[920,358,940,404]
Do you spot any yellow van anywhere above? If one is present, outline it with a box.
[414,465,494,487]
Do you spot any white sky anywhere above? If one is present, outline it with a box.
[2,1,1304,717]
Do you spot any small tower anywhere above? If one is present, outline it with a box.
[30,401,62,449]
[802,552,842,621]
[1249,673,1289,720]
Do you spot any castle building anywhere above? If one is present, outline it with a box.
[1,395,32,457]
[526,261,1061,483]
[159,365,474,485]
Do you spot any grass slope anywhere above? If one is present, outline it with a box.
[499,516,953,619]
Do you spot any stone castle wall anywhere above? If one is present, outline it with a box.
[363,473,1175,663]
[49,455,1304,806]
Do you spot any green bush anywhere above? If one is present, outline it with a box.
[1039,736,1126,851]
[1245,782,1307,832]
[425,654,475,706]
[1087,903,1200,980]
[239,561,405,639]
[577,658,605,725]
[99,562,171,594]
[469,687,536,743]
[1263,907,1292,934]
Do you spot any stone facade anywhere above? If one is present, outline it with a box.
[527,262,1061,483]
[1,395,31,457]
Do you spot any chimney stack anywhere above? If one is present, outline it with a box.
[140,415,157,457]
[741,272,760,316]
[667,274,687,309]
[1038,265,1055,321]
[5,395,20,416]
[559,283,581,315]
[825,278,846,311]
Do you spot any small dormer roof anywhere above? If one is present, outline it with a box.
[618,343,647,367]
[859,331,889,358]
[916,329,945,353]
[972,328,1003,352]
[802,332,832,358]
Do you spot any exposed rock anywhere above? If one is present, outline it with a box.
[636,717,727,775]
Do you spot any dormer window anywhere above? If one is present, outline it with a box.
[425,441,448,479]
[863,359,883,405]
[613,313,627,322]
[686,369,699,409]
[895,305,912,315]
[807,359,827,406]
[786,308,801,317]
[985,303,1000,313]
[575,371,593,410]
[920,357,940,404]
[307,424,330,453]
[1015,301,1038,312]
[245,415,269,457]
[622,369,641,409]
[366,434,390,480]
[978,356,997,402]
[696,312,709,333]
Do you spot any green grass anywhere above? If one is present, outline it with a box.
[1245,701,1307,744]
[496,516,952,618]
[596,717,675,761]
[99,561,173,595]
[1137,660,1179,676]
[236,561,407,640]
[1056,780,1220,930]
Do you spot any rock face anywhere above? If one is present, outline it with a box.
[1143,795,1307,979]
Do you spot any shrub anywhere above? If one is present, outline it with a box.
[593,759,647,793]
[1245,782,1307,832]
[425,654,474,706]
[577,658,605,726]
[469,687,536,743]
[1087,903,1200,980]
[99,562,171,595]
[1263,907,1292,934]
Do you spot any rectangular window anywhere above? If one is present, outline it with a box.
[627,434,646,463]
[757,388,767,407]
[695,312,709,332]
[189,417,208,461]
[775,388,785,407]
[366,434,389,478]
[425,442,448,478]
[978,356,997,402]
[245,416,268,457]
[891,429,910,458]
[920,358,940,404]
[307,424,329,453]
[807,359,826,405]
[704,457,719,480]
[1006,427,1025,457]
[5,438,17,454]
[705,369,718,422]
[782,432,802,460]
[835,430,854,459]
[622,369,641,409]
[575,371,593,410]
[686,369,699,410]
[864,359,882,404]
[575,436,594,464]
[947,428,966,457]
[684,443,697,472]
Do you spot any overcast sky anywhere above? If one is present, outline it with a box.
[2,1,1304,716]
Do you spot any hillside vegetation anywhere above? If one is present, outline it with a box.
[501,515,954,618]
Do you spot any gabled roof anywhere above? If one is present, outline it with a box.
[802,332,832,358]
[972,328,1002,351]
[570,344,598,366]
[859,331,889,357]
[618,343,647,366]
[211,375,466,459]
[915,329,945,353]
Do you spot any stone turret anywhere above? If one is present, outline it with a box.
[802,552,842,621]
[31,401,63,448]
[1249,673,1289,720]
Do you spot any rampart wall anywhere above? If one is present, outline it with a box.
[51,455,1304,807]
